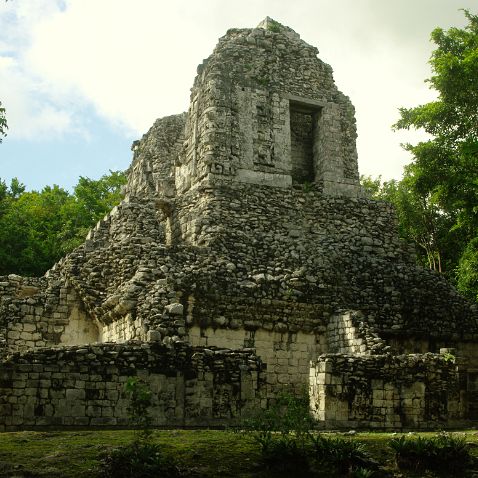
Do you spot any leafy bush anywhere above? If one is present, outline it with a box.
[98,378,180,477]
[240,390,315,474]
[457,236,478,301]
[389,433,471,474]
[310,434,377,475]
[352,468,375,478]
[266,19,281,33]
[242,389,315,442]
[240,392,383,475]
[260,436,310,475]
[99,442,180,478]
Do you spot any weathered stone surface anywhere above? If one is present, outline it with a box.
[310,352,467,430]
[0,18,477,430]
[0,342,262,431]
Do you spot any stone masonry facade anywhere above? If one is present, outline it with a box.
[1,18,478,431]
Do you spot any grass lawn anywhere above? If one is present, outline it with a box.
[1,429,478,477]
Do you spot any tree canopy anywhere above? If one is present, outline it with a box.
[0,101,7,143]
[361,174,462,275]
[393,10,478,238]
[374,9,478,301]
[0,171,127,277]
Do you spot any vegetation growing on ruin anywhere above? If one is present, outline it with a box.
[265,18,281,33]
[238,392,380,476]
[98,378,181,478]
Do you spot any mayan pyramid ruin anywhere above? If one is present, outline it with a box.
[1,18,478,431]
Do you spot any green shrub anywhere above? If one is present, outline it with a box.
[124,377,153,442]
[240,388,315,457]
[352,468,375,478]
[389,433,471,475]
[261,436,310,475]
[457,236,478,301]
[242,389,314,437]
[240,390,315,474]
[99,442,180,478]
[98,378,180,477]
[266,19,281,33]
[310,434,377,475]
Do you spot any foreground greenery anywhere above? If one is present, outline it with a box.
[0,170,127,277]
[0,389,473,477]
[0,429,477,477]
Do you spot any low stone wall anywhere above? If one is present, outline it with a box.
[310,352,467,430]
[0,342,263,431]
[0,274,99,356]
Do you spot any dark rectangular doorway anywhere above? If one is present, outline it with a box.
[289,102,319,183]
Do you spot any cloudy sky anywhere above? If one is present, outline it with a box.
[0,0,475,191]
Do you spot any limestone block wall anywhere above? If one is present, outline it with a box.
[326,310,388,355]
[188,326,324,397]
[0,192,171,355]
[154,183,478,368]
[3,179,476,368]
[0,342,263,431]
[177,20,360,196]
[173,184,412,329]
[175,184,408,267]
[101,314,145,343]
[310,353,467,430]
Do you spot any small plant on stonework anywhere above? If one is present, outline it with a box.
[124,377,153,442]
[442,352,456,363]
[255,76,269,87]
[302,181,313,193]
[98,378,180,478]
[267,19,281,33]
[284,287,295,299]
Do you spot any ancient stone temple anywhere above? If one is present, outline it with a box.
[1,18,478,431]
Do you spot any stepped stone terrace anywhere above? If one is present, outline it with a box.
[1,18,477,431]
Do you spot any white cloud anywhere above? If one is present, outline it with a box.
[0,53,80,140]
[1,0,476,177]
[0,0,82,140]
[24,104,73,139]
[24,0,204,133]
